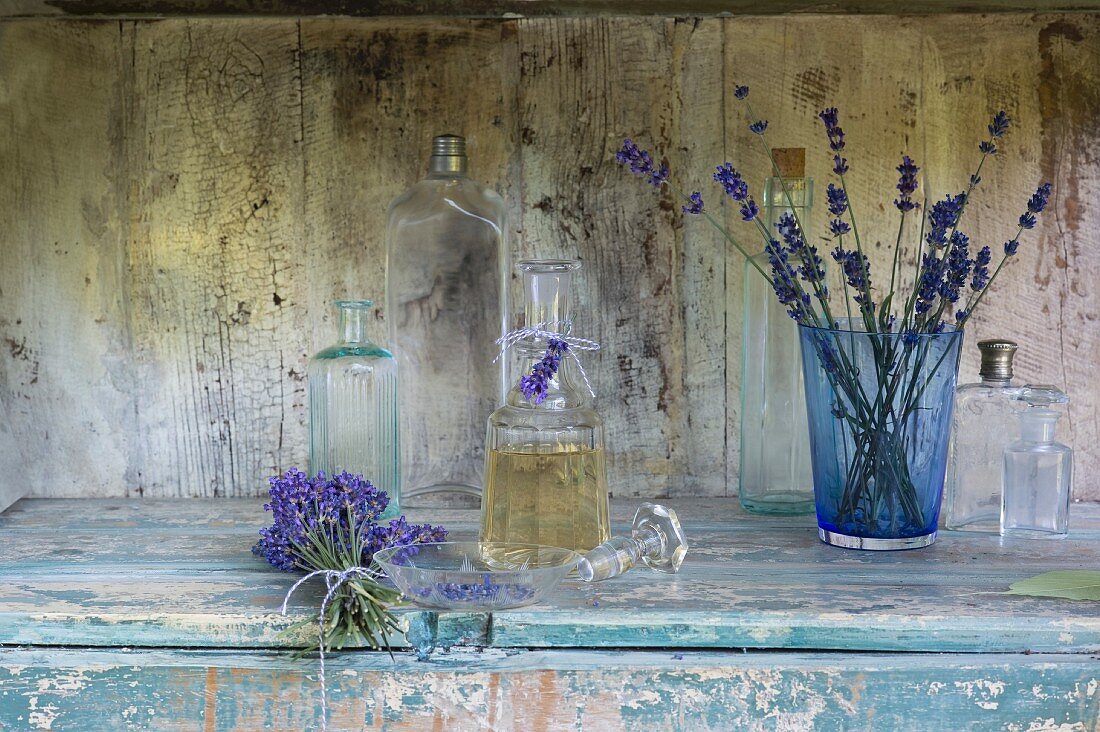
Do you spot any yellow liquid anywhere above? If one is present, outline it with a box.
[481,446,611,552]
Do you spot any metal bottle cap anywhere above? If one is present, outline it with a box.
[977,339,1017,381]
[429,134,468,175]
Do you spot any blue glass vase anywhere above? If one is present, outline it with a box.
[798,323,963,550]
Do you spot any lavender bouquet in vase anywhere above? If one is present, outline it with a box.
[619,89,1052,550]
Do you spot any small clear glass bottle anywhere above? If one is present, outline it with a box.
[480,259,611,553]
[385,135,508,502]
[740,165,815,515]
[943,339,1022,532]
[308,300,400,518]
[1002,403,1073,539]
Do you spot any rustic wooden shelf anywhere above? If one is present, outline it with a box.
[1,497,1098,728]
[5,0,1100,17]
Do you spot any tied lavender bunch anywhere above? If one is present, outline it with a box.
[617,90,1053,540]
[254,469,446,652]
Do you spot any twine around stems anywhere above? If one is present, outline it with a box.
[494,321,601,398]
[281,566,386,732]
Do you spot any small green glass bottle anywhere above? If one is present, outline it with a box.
[308,300,400,518]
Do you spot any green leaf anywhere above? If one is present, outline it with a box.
[878,293,894,330]
[1005,571,1100,601]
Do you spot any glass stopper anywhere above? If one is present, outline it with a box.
[577,503,688,582]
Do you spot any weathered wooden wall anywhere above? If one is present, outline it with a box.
[1,15,1098,500]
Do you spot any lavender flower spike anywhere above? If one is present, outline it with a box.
[938,230,973,304]
[1018,182,1053,229]
[832,246,873,311]
[520,337,569,405]
[826,183,850,236]
[734,85,749,100]
[749,120,769,134]
[1006,182,1053,252]
[714,163,749,201]
[989,110,1011,138]
[970,245,992,290]
[682,191,704,215]
[925,193,966,247]
[616,139,669,187]
[895,156,920,212]
[818,108,849,175]
[740,198,760,221]
[826,184,848,216]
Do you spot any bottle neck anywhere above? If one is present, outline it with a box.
[980,376,1013,387]
[337,304,372,344]
[1020,410,1060,443]
[761,176,813,256]
[509,260,587,409]
[523,268,573,327]
[428,135,469,177]
[428,155,468,177]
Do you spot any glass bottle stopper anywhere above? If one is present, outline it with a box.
[577,503,688,582]
[1014,384,1069,408]
[977,339,1018,382]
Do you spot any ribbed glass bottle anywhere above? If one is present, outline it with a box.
[308,300,400,519]
[385,134,508,502]
[739,175,815,515]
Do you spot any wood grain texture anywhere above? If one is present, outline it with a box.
[2,648,1098,731]
[0,15,1098,499]
[3,497,1100,654]
[9,0,1100,18]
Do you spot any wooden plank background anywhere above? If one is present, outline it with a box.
[0,15,1097,500]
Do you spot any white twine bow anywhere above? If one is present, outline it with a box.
[494,321,601,398]
[281,566,385,732]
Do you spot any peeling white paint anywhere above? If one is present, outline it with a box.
[34,671,89,695]
[1023,719,1087,731]
[26,696,58,730]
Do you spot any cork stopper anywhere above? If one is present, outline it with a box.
[773,148,806,178]
[763,148,812,209]
[977,339,1017,382]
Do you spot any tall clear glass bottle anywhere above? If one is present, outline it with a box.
[943,339,1022,532]
[739,172,815,515]
[1002,405,1073,539]
[385,135,508,502]
[480,260,611,553]
[308,300,400,518]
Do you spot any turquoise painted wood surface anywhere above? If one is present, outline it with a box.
[1,648,1098,731]
[2,498,1100,653]
[1,497,1099,730]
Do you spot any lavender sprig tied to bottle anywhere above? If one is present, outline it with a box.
[521,337,570,405]
[254,469,446,653]
[495,322,601,405]
[617,89,1053,540]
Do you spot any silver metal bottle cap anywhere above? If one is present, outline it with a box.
[977,339,1017,381]
[429,134,467,175]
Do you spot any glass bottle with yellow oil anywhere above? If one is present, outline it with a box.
[480,259,611,553]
